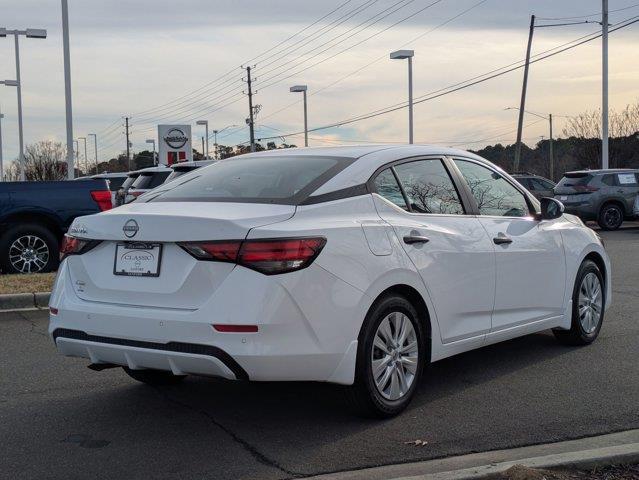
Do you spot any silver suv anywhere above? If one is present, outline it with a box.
[554,169,639,230]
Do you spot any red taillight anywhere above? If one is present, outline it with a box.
[240,238,326,274]
[213,324,258,333]
[179,237,326,275]
[91,190,112,211]
[60,235,99,260]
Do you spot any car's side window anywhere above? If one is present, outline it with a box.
[393,159,464,215]
[373,168,408,211]
[530,178,552,191]
[602,174,617,187]
[453,159,529,217]
[517,178,532,189]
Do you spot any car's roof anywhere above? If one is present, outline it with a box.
[129,165,172,175]
[171,159,217,169]
[92,172,129,178]
[565,168,639,175]
[240,144,494,197]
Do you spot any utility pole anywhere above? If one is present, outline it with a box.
[61,0,74,179]
[514,15,535,172]
[549,113,554,181]
[125,116,131,170]
[601,0,609,169]
[201,137,205,158]
[245,66,256,152]
[213,130,218,159]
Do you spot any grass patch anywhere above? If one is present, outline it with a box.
[0,272,56,295]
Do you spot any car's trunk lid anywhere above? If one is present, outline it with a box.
[66,202,295,309]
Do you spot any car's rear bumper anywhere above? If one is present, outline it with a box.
[48,261,365,385]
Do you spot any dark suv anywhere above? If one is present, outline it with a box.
[554,169,639,230]
[511,173,556,200]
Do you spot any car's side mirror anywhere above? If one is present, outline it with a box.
[539,197,564,220]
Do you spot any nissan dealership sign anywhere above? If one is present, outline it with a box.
[158,124,192,165]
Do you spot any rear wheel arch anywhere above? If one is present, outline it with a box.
[583,251,607,290]
[361,284,432,360]
[1,212,63,239]
[599,199,625,216]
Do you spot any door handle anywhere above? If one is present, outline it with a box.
[493,236,513,245]
[403,235,430,245]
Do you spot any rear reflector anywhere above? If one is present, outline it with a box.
[91,190,112,211]
[179,237,326,275]
[213,324,258,333]
[49,307,59,315]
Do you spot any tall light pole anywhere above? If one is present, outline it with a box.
[196,120,209,158]
[289,85,308,147]
[61,0,74,179]
[506,107,554,179]
[0,81,18,180]
[601,0,609,169]
[1,28,47,181]
[0,106,4,181]
[210,124,238,159]
[78,137,87,174]
[145,139,156,165]
[88,133,98,174]
[390,50,414,144]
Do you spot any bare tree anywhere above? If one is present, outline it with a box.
[7,140,70,181]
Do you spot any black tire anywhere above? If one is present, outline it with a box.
[345,294,427,418]
[0,223,59,274]
[553,259,605,346]
[597,203,623,230]
[123,367,186,386]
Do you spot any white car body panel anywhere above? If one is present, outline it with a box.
[49,145,612,388]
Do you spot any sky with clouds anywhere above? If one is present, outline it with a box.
[0,0,638,164]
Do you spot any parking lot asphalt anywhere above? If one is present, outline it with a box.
[1,226,638,480]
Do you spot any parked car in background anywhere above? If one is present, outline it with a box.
[0,179,111,273]
[162,159,217,185]
[114,171,141,207]
[554,169,639,230]
[93,173,129,207]
[511,173,556,200]
[122,166,171,204]
[634,193,639,217]
[50,145,610,417]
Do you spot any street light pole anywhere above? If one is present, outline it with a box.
[145,139,156,165]
[289,85,308,147]
[61,0,74,179]
[602,0,609,169]
[78,137,87,174]
[88,133,98,174]
[390,50,415,144]
[196,120,209,158]
[1,28,48,181]
[212,130,218,159]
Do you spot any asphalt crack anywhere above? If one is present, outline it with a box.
[153,387,302,479]
[16,311,49,338]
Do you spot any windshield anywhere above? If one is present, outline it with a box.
[148,155,353,205]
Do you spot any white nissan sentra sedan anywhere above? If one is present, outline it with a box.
[49,145,611,417]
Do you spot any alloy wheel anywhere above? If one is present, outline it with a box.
[578,272,603,334]
[8,235,50,273]
[603,207,621,228]
[371,311,419,401]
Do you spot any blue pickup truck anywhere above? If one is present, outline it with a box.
[0,179,112,274]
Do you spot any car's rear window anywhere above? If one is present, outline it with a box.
[148,155,353,205]
[121,174,139,190]
[557,173,593,188]
[132,171,171,190]
[105,177,126,191]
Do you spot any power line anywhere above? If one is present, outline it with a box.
[537,2,639,21]
[249,15,639,142]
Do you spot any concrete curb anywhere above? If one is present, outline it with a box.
[0,291,50,312]
[306,429,639,480]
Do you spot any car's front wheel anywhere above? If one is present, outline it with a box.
[346,294,426,418]
[597,203,623,230]
[553,259,605,345]
[123,367,186,386]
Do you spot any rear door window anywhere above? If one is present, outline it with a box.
[601,174,617,186]
[393,159,465,215]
